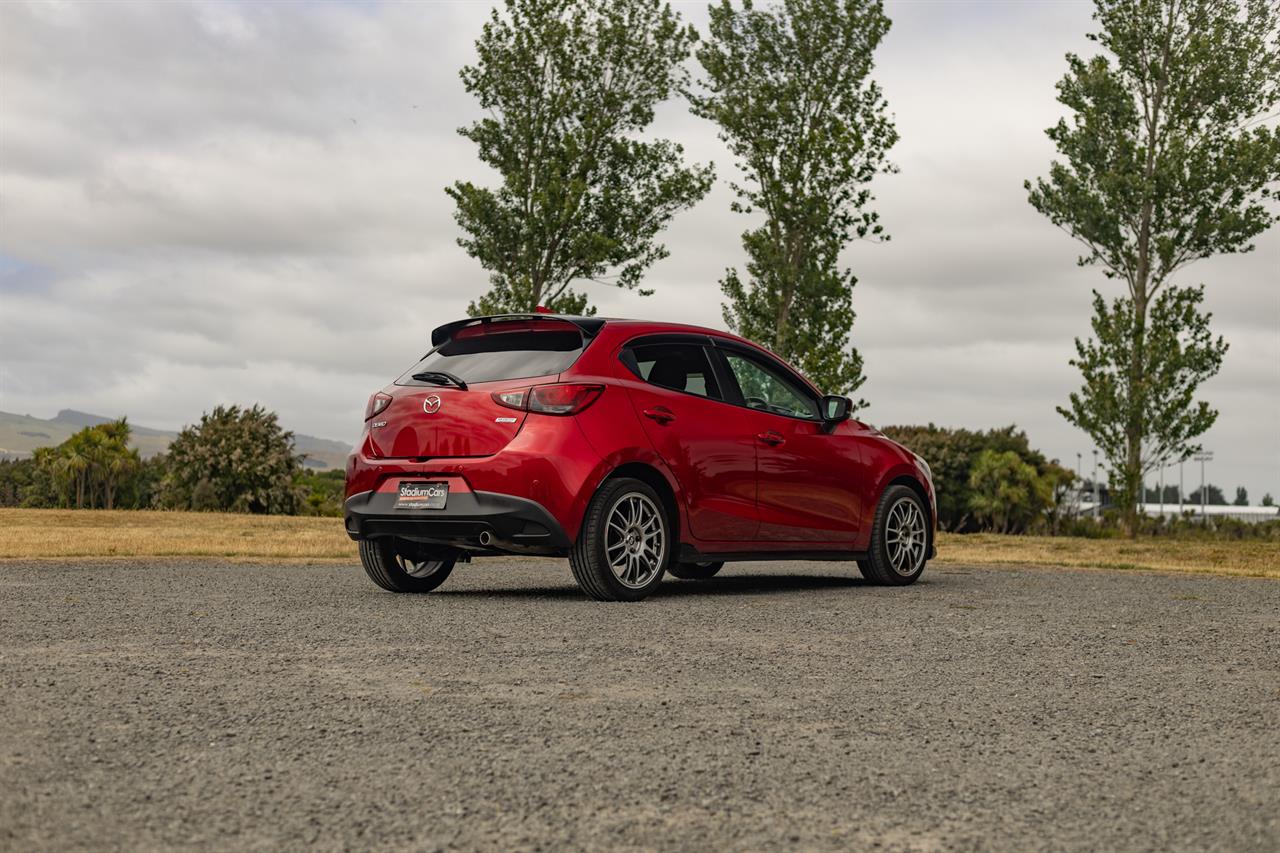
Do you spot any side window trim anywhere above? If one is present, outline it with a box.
[706,347,746,407]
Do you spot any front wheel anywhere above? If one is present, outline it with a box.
[858,485,930,586]
[569,477,671,601]
[359,538,456,593]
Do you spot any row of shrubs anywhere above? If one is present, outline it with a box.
[877,423,1277,539]
[3,409,1273,539]
[879,424,1073,534]
[1053,511,1280,541]
[0,405,345,517]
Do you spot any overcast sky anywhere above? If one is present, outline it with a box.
[1,0,1277,498]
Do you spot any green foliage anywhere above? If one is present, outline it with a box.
[1059,285,1227,519]
[123,455,167,510]
[1039,461,1080,536]
[880,424,1072,533]
[1058,512,1280,540]
[1143,483,1181,503]
[1264,493,1275,507]
[27,419,142,509]
[1028,0,1280,283]
[1026,0,1280,534]
[0,458,45,507]
[689,0,897,401]
[159,405,301,514]
[295,468,345,517]
[448,0,714,316]
[1234,486,1249,506]
[967,450,1053,534]
[1187,483,1226,505]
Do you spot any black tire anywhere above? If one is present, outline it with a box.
[668,560,724,580]
[358,538,456,593]
[857,485,929,586]
[569,477,671,601]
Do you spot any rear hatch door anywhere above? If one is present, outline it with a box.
[371,385,528,459]
[370,317,589,459]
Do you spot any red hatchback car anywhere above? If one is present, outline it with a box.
[345,314,936,601]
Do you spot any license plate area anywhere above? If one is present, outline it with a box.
[394,481,449,510]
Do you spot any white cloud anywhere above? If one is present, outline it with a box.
[0,0,1276,498]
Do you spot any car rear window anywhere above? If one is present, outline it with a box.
[396,325,586,386]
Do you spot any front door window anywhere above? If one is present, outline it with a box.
[721,353,820,420]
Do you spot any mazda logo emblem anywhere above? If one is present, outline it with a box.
[422,395,442,414]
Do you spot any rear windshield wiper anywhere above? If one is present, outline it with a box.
[411,370,468,390]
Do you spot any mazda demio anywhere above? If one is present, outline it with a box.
[344,314,935,601]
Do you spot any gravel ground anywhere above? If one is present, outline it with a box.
[1,558,1277,852]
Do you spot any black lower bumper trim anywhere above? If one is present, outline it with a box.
[678,544,937,562]
[343,489,571,555]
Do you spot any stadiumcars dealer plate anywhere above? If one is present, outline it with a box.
[394,481,448,510]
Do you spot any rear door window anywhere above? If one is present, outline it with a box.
[622,343,723,400]
[397,323,585,386]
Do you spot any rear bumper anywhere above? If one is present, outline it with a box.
[343,489,571,555]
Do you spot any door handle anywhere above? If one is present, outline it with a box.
[757,430,785,446]
[643,406,676,424]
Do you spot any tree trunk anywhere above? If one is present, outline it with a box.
[1120,4,1173,539]
[773,227,806,355]
[1124,300,1146,538]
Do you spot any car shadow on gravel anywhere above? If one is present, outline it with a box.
[434,572,866,600]
[657,573,866,597]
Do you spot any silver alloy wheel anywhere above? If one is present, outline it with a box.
[885,496,927,576]
[396,555,445,579]
[604,492,666,589]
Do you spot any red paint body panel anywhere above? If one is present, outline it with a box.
[345,317,935,556]
[617,372,760,541]
[369,381,529,459]
[348,411,603,543]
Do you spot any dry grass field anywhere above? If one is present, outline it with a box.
[0,508,1275,579]
[0,509,353,562]
[937,532,1278,580]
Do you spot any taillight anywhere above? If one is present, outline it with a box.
[491,389,528,411]
[490,383,603,416]
[364,392,392,421]
[529,383,603,414]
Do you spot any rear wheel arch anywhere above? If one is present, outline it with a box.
[569,476,672,601]
[601,462,682,545]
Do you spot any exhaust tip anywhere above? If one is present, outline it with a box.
[478,530,493,546]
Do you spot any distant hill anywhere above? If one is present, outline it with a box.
[0,409,352,470]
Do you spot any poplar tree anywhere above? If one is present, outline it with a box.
[449,0,714,316]
[1027,0,1280,534]
[689,0,897,400]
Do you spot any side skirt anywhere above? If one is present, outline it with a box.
[678,544,869,564]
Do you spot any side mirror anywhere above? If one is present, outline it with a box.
[821,395,851,425]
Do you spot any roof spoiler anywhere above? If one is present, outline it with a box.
[430,314,607,348]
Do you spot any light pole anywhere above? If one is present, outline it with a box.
[1179,459,1184,515]
[1193,451,1214,519]
[1092,450,1100,518]
[1076,452,1083,517]
[1159,461,1165,519]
